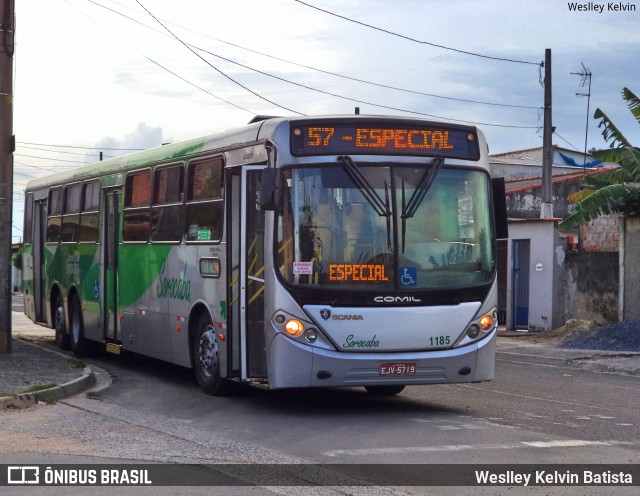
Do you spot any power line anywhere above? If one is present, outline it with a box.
[15,161,76,169]
[16,144,114,158]
[82,1,258,115]
[155,10,538,109]
[144,56,255,114]
[15,153,92,164]
[14,171,37,178]
[192,42,539,111]
[89,0,537,110]
[553,131,581,152]
[88,0,537,129]
[86,1,539,129]
[192,45,538,129]
[14,160,78,172]
[293,0,542,67]
[89,0,539,113]
[17,140,144,151]
[134,0,304,116]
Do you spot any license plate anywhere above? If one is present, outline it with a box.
[380,362,417,375]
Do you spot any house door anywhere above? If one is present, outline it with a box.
[512,239,530,330]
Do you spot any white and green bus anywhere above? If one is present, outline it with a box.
[22,115,506,395]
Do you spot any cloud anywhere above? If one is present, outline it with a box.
[93,122,167,158]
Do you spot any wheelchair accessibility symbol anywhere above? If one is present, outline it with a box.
[399,267,417,287]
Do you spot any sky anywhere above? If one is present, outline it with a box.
[9,0,640,241]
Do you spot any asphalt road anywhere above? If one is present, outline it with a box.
[80,340,638,466]
[2,316,639,495]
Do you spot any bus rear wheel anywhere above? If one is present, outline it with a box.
[69,294,96,357]
[364,385,406,396]
[54,293,71,350]
[193,315,232,396]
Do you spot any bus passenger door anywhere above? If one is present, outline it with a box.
[228,167,267,382]
[32,199,47,323]
[102,189,119,342]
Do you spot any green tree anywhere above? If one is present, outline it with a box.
[560,87,640,228]
[12,245,22,271]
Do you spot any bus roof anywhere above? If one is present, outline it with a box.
[25,115,481,191]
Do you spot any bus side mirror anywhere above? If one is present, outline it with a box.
[492,177,509,239]
[259,168,279,211]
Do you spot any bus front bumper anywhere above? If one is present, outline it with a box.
[266,330,496,389]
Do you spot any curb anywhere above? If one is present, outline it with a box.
[0,366,96,410]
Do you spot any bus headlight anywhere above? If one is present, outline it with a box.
[460,308,497,345]
[466,324,480,339]
[304,328,318,343]
[285,319,304,337]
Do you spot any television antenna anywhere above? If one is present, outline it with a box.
[571,62,592,170]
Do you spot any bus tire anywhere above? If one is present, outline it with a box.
[193,314,232,396]
[364,385,406,396]
[54,293,71,350]
[69,294,95,357]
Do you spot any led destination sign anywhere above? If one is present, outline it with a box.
[329,263,389,282]
[291,122,480,159]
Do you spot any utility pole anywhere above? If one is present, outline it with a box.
[571,62,593,170]
[0,0,15,354]
[541,48,554,219]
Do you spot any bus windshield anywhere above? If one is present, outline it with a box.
[277,162,495,290]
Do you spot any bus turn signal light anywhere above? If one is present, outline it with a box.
[480,315,493,331]
[285,319,304,337]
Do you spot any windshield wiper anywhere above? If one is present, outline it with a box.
[401,157,444,253]
[338,155,392,251]
[338,156,390,217]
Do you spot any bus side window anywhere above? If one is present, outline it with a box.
[123,170,151,242]
[150,165,184,243]
[79,180,100,242]
[61,183,81,243]
[46,187,63,243]
[24,193,34,245]
[184,158,223,242]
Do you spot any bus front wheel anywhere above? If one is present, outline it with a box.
[193,315,232,396]
[364,385,406,396]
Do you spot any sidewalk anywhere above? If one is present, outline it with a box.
[0,311,95,409]
[498,324,640,376]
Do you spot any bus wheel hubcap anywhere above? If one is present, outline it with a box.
[198,327,218,378]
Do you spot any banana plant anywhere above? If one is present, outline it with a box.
[560,87,640,228]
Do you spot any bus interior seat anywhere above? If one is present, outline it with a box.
[344,203,368,261]
[313,203,335,261]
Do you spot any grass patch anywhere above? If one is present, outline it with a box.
[65,358,86,369]
[19,383,57,394]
